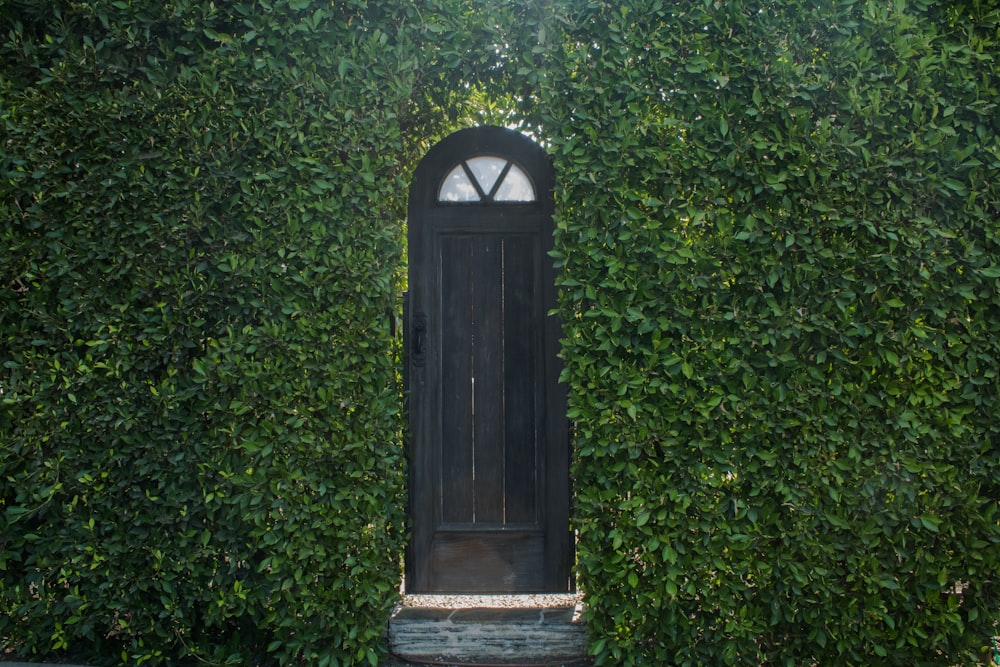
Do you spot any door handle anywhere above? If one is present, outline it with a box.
[412,313,427,366]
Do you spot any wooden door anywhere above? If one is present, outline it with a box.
[406,126,572,593]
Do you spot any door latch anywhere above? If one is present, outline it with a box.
[412,313,427,366]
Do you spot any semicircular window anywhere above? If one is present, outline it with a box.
[438,156,536,203]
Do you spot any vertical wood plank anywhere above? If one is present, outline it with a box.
[440,236,474,524]
[471,237,504,524]
[503,235,539,525]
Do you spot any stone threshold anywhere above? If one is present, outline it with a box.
[388,596,590,667]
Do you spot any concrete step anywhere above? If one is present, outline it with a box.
[387,604,589,666]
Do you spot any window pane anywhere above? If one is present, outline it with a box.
[465,156,507,196]
[494,164,535,202]
[439,165,480,202]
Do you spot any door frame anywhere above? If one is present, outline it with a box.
[405,126,572,593]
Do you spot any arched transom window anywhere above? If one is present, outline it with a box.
[438,156,536,203]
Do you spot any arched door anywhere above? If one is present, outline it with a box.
[406,127,572,593]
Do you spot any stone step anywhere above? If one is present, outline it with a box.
[387,604,589,666]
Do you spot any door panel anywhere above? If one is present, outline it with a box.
[429,531,544,592]
[438,234,541,529]
[407,126,571,593]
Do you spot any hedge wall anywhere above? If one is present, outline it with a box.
[530,0,1000,664]
[0,1,486,664]
[3,0,999,665]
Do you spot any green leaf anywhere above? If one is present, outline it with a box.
[918,515,941,532]
[978,265,1000,278]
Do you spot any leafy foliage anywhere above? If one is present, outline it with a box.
[529,0,1000,664]
[0,0,452,664]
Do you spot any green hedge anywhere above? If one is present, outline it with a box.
[0,1,452,664]
[3,0,999,665]
[532,0,1000,664]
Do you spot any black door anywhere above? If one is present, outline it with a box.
[406,126,572,593]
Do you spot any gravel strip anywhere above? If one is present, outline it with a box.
[399,593,583,609]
